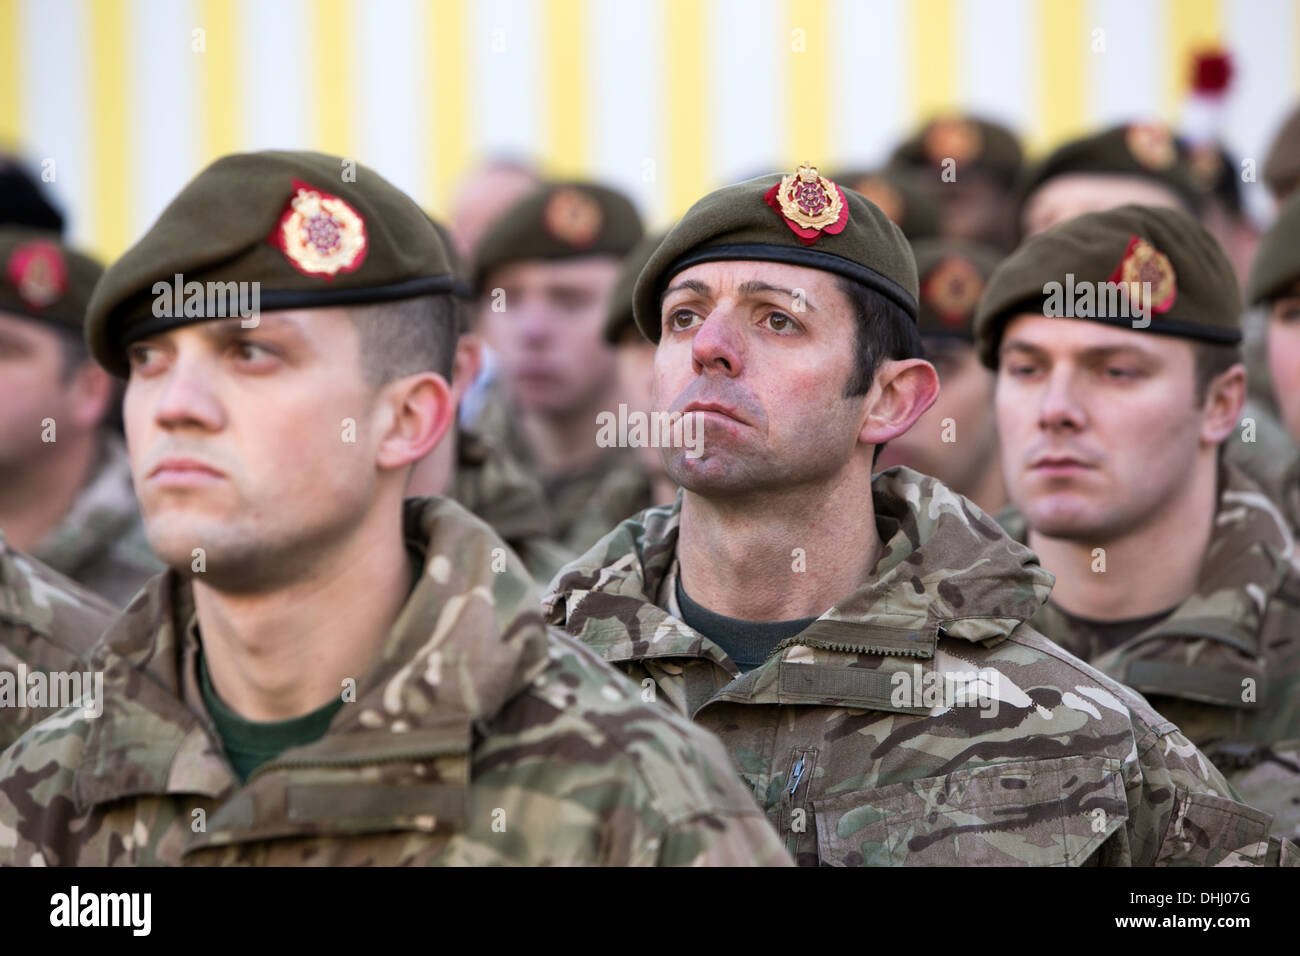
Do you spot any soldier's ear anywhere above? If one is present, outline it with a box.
[374,372,456,473]
[857,357,940,447]
[1199,361,1246,446]
[449,334,483,403]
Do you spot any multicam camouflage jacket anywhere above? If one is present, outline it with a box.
[452,428,574,586]
[543,467,1298,866]
[31,431,163,607]
[1000,461,1300,840]
[0,533,116,751]
[0,496,791,866]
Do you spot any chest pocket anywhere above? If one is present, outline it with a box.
[813,755,1128,866]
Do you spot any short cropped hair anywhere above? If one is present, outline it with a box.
[835,276,924,397]
[348,293,458,386]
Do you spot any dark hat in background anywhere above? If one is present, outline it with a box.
[911,238,1003,341]
[834,168,941,240]
[1263,104,1300,201]
[0,156,65,233]
[604,230,665,345]
[632,163,918,343]
[1247,190,1300,306]
[1013,122,1205,230]
[974,204,1241,369]
[428,214,475,333]
[85,150,460,377]
[888,116,1023,186]
[0,227,102,331]
[472,181,643,290]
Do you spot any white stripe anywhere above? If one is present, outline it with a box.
[711,0,782,185]
[833,0,907,168]
[590,0,659,225]
[240,0,309,152]
[471,0,540,164]
[1087,0,1162,129]
[960,0,1034,139]
[356,0,423,203]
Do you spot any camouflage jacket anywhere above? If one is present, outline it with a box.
[31,432,163,607]
[0,533,116,751]
[452,428,574,585]
[543,468,1297,866]
[1000,462,1300,840]
[0,497,790,866]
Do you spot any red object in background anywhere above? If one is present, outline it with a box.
[1192,51,1233,94]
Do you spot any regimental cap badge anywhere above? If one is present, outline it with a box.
[272,180,369,278]
[764,163,849,245]
[1109,235,1177,315]
[924,119,982,166]
[6,240,67,310]
[853,176,904,225]
[923,256,985,327]
[1124,122,1177,170]
[543,187,603,248]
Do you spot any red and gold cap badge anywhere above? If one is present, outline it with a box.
[923,256,984,327]
[272,180,368,278]
[853,176,904,224]
[1125,123,1177,170]
[1108,235,1177,315]
[6,240,67,310]
[543,187,603,248]
[924,119,982,166]
[764,163,848,245]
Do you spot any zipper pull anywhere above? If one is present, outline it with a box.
[786,756,806,796]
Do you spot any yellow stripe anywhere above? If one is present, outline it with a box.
[1164,0,1221,117]
[314,0,353,158]
[544,0,587,178]
[429,0,469,214]
[89,0,130,258]
[908,0,956,125]
[785,0,829,170]
[664,0,705,218]
[1033,0,1087,155]
[0,0,19,149]
[198,0,239,166]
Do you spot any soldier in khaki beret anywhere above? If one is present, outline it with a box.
[471,181,653,555]
[977,204,1300,840]
[544,167,1296,865]
[0,150,791,867]
[874,238,1007,515]
[0,228,162,606]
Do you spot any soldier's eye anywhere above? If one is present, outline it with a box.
[763,312,798,333]
[127,343,162,371]
[1103,366,1138,380]
[668,309,701,331]
[231,341,276,365]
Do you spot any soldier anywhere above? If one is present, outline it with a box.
[0,228,162,606]
[1015,122,1203,239]
[471,181,654,554]
[408,219,574,585]
[542,167,1295,865]
[832,168,942,242]
[0,151,791,867]
[874,239,1007,515]
[0,531,116,751]
[447,157,541,262]
[887,115,1022,250]
[1263,103,1300,202]
[976,204,1300,840]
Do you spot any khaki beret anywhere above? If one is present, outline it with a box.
[974,204,1241,369]
[86,150,459,377]
[0,227,102,332]
[632,164,918,343]
[472,181,643,290]
[1247,190,1300,306]
[604,230,665,345]
[1014,122,1205,231]
[888,116,1023,185]
[911,238,1003,341]
[833,168,941,241]
[1264,104,1300,201]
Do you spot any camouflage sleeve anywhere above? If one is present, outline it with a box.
[1123,716,1285,866]
[0,707,92,867]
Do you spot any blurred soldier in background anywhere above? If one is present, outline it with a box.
[448,157,540,263]
[874,238,1007,515]
[888,115,1023,251]
[0,228,161,606]
[0,156,65,233]
[979,205,1300,839]
[833,167,942,242]
[471,181,653,554]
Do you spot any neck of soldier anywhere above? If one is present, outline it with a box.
[677,459,882,622]
[518,376,620,476]
[193,492,414,722]
[1028,453,1218,621]
[0,428,99,553]
[967,452,1008,516]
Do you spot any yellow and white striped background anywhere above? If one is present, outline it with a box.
[1,0,1297,261]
